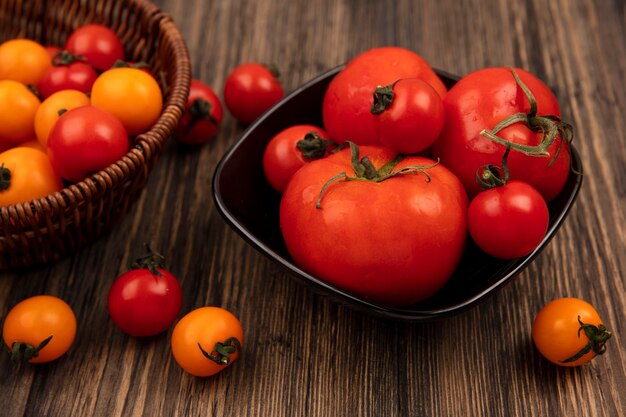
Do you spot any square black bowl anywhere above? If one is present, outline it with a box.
[212,66,583,321]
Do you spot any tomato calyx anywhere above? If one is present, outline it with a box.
[187,98,218,128]
[476,145,511,190]
[263,63,281,79]
[560,316,612,364]
[9,335,53,363]
[316,142,438,208]
[0,164,11,191]
[52,50,86,66]
[198,337,241,365]
[370,83,396,114]
[112,60,150,71]
[480,68,574,165]
[131,244,166,277]
[296,131,336,159]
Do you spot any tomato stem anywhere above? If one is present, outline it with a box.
[198,337,241,365]
[479,67,574,165]
[264,63,281,79]
[560,316,612,363]
[131,244,166,276]
[475,145,511,189]
[187,98,218,130]
[0,164,11,191]
[316,142,439,208]
[9,335,53,363]
[371,83,396,114]
[295,131,336,160]
[52,50,86,66]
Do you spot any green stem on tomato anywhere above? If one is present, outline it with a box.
[560,316,612,363]
[131,244,166,276]
[10,335,53,363]
[198,337,241,365]
[296,131,336,160]
[0,164,11,191]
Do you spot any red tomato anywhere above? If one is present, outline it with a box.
[47,106,129,182]
[174,79,223,145]
[37,51,98,99]
[280,144,468,306]
[108,247,183,337]
[64,24,125,71]
[223,63,284,124]
[322,47,447,146]
[432,67,571,201]
[371,78,445,154]
[263,124,332,193]
[45,45,61,60]
[468,180,549,259]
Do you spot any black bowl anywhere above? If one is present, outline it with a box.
[212,66,583,321]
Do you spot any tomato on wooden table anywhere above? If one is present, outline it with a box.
[223,63,284,124]
[2,295,77,363]
[47,105,129,182]
[64,24,125,71]
[263,124,333,193]
[171,307,244,377]
[0,147,63,207]
[280,143,468,306]
[37,51,98,99]
[108,247,183,337]
[532,298,612,367]
[322,47,447,146]
[174,79,223,145]
[432,67,571,201]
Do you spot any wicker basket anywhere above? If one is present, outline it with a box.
[0,0,191,269]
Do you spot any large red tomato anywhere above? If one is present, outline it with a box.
[431,67,571,201]
[280,144,468,306]
[322,47,446,146]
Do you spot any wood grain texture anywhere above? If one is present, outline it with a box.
[1,0,625,416]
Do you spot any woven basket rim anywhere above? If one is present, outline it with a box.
[0,0,191,223]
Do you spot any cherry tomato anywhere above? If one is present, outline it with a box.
[174,79,223,145]
[0,38,51,85]
[223,63,284,124]
[432,67,571,201]
[2,295,77,363]
[468,180,549,259]
[64,24,125,71]
[322,47,447,146]
[0,147,63,207]
[91,67,163,136]
[532,298,612,367]
[263,124,332,193]
[47,106,129,182]
[280,143,468,306]
[108,247,183,337]
[371,78,445,154]
[37,51,98,99]
[0,80,40,146]
[171,307,244,377]
[35,89,91,147]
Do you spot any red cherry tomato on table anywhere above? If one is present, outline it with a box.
[171,307,244,377]
[371,78,445,154]
[532,298,612,367]
[223,63,284,124]
[37,51,98,99]
[280,143,468,306]
[322,47,447,146]
[47,105,129,182]
[2,295,76,363]
[468,180,549,259]
[64,24,125,71]
[432,67,571,201]
[108,247,183,337]
[174,79,223,145]
[263,124,333,193]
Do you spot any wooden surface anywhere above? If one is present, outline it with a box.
[1,0,625,416]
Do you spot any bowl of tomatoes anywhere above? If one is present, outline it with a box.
[0,0,190,269]
[213,48,583,320]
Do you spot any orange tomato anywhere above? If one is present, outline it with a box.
[35,89,90,147]
[0,80,41,146]
[171,307,244,377]
[532,297,612,367]
[2,295,77,363]
[0,38,52,85]
[90,67,163,135]
[0,147,63,207]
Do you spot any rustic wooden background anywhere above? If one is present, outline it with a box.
[1,0,624,416]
